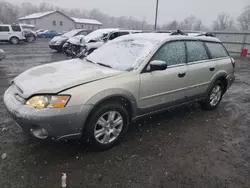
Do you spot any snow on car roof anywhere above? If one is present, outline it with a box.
[19,11,56,20]
[117,33,222,43]
[71,17,103,25]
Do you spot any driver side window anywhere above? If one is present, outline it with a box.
[152,41,186,66]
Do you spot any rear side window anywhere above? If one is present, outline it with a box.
[186,41,208,63]
[206,42,228,59]
[152,41,186,66]
[118,32,129,37]
[11,26,21,32]
[78,31,88,35]
[109,32,119,40]
[0,26,10,32]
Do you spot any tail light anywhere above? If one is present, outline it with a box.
[231,57,236,68]
[22,31,25,36]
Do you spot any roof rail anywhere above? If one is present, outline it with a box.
[195,32,215,37]
[170,30,187,36]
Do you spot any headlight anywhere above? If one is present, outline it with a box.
[26,95,70,109]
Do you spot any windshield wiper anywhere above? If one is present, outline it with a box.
[86,58,112,68]
[96,62,112,68]
[85,58,95,64]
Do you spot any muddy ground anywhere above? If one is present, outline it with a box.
[0,40,250,188]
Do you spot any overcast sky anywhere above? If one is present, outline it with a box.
[7,0,250,25]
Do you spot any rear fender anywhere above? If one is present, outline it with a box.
[205,71,228,96]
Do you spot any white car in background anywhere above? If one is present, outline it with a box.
[0,24,26,44]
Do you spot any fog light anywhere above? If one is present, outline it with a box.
[30,127,48,139]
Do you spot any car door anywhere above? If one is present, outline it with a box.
[185,40,214,99]
[0,26,11,40]
[139,41,189,113]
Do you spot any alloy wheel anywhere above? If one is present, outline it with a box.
[209,85,222,106]
[94,111,123,144]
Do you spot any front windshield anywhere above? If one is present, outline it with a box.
[62,30,80,38]
[86,38,158,71]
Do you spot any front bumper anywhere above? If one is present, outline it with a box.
[49,44,63,51]
[3,86,93,141]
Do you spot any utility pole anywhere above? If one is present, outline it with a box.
[154,0,159,30]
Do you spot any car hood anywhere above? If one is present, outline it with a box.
[13,59,122,98]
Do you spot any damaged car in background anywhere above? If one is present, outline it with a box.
[49,29,90,52]
[3,32,235,150]
[62,28,141,58]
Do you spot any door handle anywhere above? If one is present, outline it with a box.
[178,72,186,78]
[209,67,215,71]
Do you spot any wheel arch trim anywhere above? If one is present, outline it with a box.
[85,88,138,118]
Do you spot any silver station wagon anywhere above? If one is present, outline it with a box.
[4,32,235,150]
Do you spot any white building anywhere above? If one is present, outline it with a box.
[71,17,102,30]
[18,11,102,32]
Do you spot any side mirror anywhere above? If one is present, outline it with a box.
[149,60,167,71]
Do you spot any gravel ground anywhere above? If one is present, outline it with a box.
[0,40,250,188]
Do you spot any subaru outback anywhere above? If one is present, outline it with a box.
[4,32,235,150]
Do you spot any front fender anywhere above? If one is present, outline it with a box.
[85,88,138,118]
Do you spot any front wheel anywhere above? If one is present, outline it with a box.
[83,103,129,150]
[200,81,223,110]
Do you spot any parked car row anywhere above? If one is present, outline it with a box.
[50,28,142,58]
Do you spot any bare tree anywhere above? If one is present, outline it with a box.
[238,5,250,31]
[212,13,235,31]
[19,2,38,16]
[161,20,179,30]
[38,2,54,12]
[0,1,19,24]
[141,16,147,30]
[178,15,204,31]
[179,15,197,30]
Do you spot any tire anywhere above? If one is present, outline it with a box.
[10,37,19,44]
[83,103,129,150]
[27,36,35,43]
[200,80,224,110]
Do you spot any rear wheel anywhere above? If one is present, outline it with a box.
[83,103,129,150]
[200,80,224,110]
[10,37,19,44]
